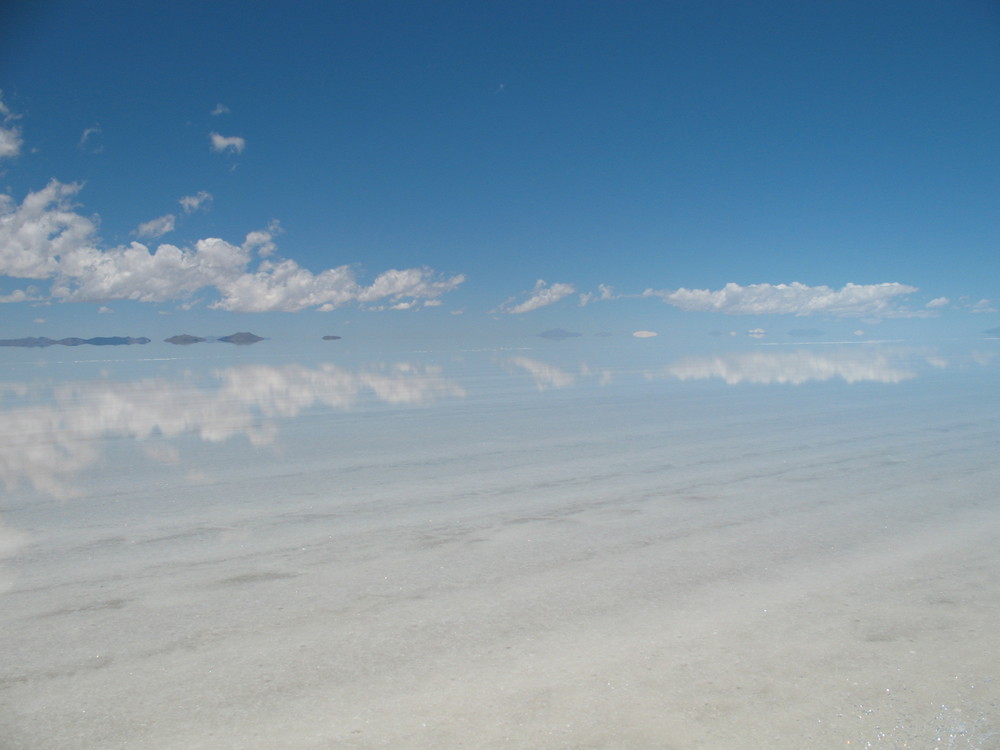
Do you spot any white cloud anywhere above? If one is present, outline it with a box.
[53,237,250,303]
[211,103,230,116]
[210,132,245,154]
[632,330,657,338]
[0,180,96,279]
[134,214,176,239]
[242,220,280,257]
[1,181,465,312]
[0,289,39,303]
[97,306,112,314]
[644,282,921,318]
[969,299,996,314]
[213,262,464,313]
[0,126,22,159]
[0,91,22,160]
[357,267,465,303]
[926,296,949,308]
[179,190,212,213]
[494,279,576,314]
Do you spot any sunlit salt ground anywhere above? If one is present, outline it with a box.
[1,338,998,749]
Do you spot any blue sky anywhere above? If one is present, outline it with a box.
[1,0,999,342]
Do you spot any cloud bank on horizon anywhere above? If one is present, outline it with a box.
[0,88,986,321]
[643,282,927,318]
[0,171,953,318]
[0,179,465,313]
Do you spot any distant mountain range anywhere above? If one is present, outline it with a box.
[0,336,151,348]
[0,332,270,348]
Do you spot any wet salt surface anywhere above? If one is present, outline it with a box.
[1,341,999,749]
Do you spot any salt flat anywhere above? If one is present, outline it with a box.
[1,341,998,749]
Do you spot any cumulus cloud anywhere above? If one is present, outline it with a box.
[968,298,996,314]
[0,91,23,160]
[926,296,949,308]
[0,181,465,312]
[0,180,96,279]
[179,190,212,213]
[134,214,176,239]
[494,279,576,314]
[644,282,921,318]
[242,219,280,257]
[210,133,245,154]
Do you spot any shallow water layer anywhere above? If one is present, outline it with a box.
[1,340,999,749]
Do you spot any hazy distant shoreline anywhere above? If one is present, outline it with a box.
[0,333,269,348]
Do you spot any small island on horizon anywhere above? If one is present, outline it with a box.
[537,328,582,340]
[164,332,266,345]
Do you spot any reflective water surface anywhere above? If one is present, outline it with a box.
[1,340,998,749]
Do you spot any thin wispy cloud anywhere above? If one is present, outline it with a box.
[134,214,176,239]
[494,279,576,314]
[179,191,212,214]
[210,132,245,154]
[0,180,465,313]
[579,284,618,306]
[78,124,103,153]
[211,103,230,116]
[644,282,923,318]
[968,298,996,314]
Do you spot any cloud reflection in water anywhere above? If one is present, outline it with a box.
[0,362,466,499]
[653,348,919,385]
